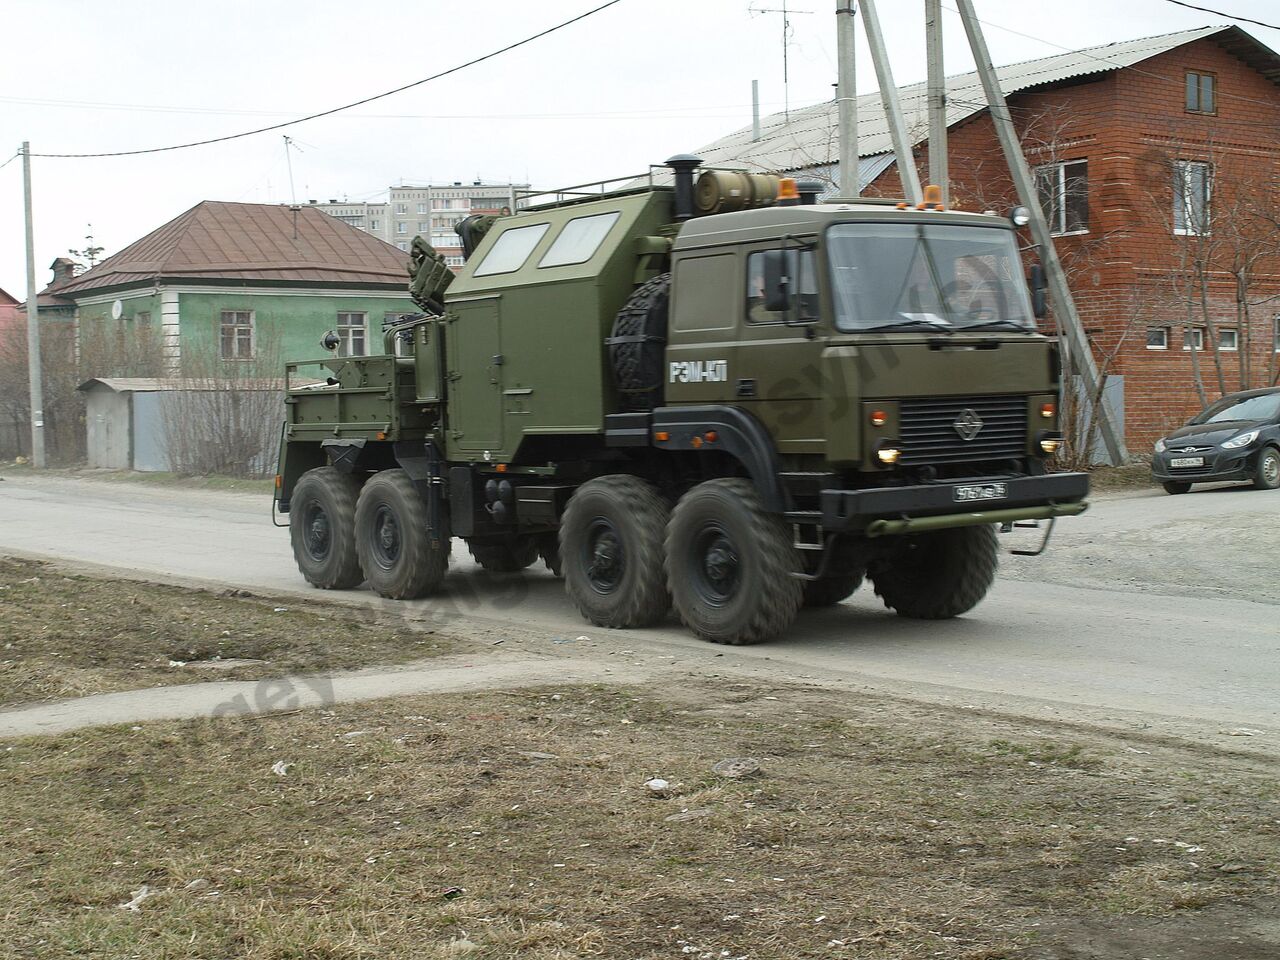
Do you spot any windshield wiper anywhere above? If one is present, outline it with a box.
[863,317,954,335]
[955,319,1031,332]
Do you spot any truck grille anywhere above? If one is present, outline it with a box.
[898,395,1027,466]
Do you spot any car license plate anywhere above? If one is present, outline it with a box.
[953,482,1008,503]
[1170,456,1204,468]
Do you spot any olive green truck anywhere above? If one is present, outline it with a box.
[274,156,1088,645]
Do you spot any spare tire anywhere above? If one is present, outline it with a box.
[608,273,670,413]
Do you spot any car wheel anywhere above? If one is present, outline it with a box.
[1254,446,1280,491]
[1162,481,1192,496]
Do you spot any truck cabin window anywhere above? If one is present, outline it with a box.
[745,249,818,323]
[473,223,550,276]
[827,223,1035,334]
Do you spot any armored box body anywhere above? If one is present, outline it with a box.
[432,189,674,463]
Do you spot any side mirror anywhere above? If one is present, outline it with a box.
[1029,263,1048,319]
[761,250,792,314]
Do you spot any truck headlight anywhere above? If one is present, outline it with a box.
[1154,437,1167,453]
[1221,430,1259,449]
[875,442,902,465]
[1036,430,1064,456]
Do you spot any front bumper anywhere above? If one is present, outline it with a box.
[820,472,1090,534]
[1151,447,1258,484]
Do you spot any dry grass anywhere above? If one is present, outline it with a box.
[2,680,1277,959]
[0,557,460,706]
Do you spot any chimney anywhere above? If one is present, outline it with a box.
[49,257,78,284]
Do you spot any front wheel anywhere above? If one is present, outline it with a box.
[289,467,363,590]
[869,524,998,620]
[1163,480,1192,495]
[355,470,449,600]
[1253,447,1280,490]
[666,478,803,645]
[561,476,670,628]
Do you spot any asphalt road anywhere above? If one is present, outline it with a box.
[2,471,1277,739]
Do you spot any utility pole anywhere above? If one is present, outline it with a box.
[21,142,46,468]
[954,0,1127,464]
[859,0,922,204]
[925,0,948,205]
[751,79,762,142]
[835,2,859,198]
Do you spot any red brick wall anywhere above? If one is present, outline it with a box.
[865,37,1280,450]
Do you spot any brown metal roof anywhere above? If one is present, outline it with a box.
[57,201,410,296]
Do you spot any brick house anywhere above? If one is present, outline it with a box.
[691,25,1280,451]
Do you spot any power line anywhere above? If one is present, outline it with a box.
[1160,0,1279,31]
[0,151,19,170]
[29,0,625,159]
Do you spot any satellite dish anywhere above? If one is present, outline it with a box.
[110,299,123,320]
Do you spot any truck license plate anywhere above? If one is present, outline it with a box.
[1170,457,1204,468]
[953,482,1008,503]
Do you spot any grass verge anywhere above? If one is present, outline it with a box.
[0,557,459,706]
[2,681,1276,959]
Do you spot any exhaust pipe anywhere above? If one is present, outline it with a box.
[665,154,703,222]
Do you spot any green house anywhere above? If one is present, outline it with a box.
[55,201,415,374]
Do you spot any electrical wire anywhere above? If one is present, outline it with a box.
[0,151,20,170]
[1160,0,1279,31]
[28,0,625,159]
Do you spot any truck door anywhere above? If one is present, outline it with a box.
[731,246,829,457]
[447,296,504,455]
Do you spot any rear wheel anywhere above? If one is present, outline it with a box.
[355,469,449,600]
[289,467,363,590]
[869,524,997,620]
[467,536,539,573]
[561,476,670,628]
[537,533,563,578]
[1253,446,1280,490]
[667,478,803,645]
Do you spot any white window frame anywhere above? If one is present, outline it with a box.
[336,312,367,358]
[394,203,407,215]
[1183,327,1205,351]
[1174,160,1212,237]
[219,309,255,361]
[1274,317,1280,353]
[1145,326,1169,350]
[1218,327,1239,351]
[1034,160,1089,237]
[396,222,407,235]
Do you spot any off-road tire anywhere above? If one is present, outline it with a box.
[561,475,670,628]
[289,467,364,590]
[1252,446,1280,491]
[609,273,670,413]
[1163,480,1192,495]
[802,538,866,608]
[666,478,803,645]
[355,469,449,600]
[467,536,540,573]
[869,524,998,620]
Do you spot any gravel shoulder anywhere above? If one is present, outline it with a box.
[0,557,468,707]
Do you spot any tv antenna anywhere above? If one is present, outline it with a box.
[69,224,104,267]
[749,1,813,117]
[283,135,305,206]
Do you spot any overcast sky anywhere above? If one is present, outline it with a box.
[2,0,1277,297]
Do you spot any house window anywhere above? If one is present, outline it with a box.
[1183,327,1204,351]
[397,241,408,251]
[1034,160,1088,235]
[219,310,254,360]
[1274,317,1280,352]
[394,203,407,215]
[369,219,380,230]
[396,222,407,235]
[1145,326,1169,350]
[1218,327,1238,351]
[418,221,429,232]
[1185,70,1216,114]
[136,311,152,326]
[417,202,427,215]
[1174,160,1211,236]
[337,312,367,357]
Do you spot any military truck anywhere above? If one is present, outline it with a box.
[274,156,1088,645]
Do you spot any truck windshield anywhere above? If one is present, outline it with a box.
[827,223,1036,333]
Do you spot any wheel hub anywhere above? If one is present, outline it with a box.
[1265,453,1279,487]
[584,520,624,593]
[371,505,401,569]
[304,505,330,560]
[692,526,739,606]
